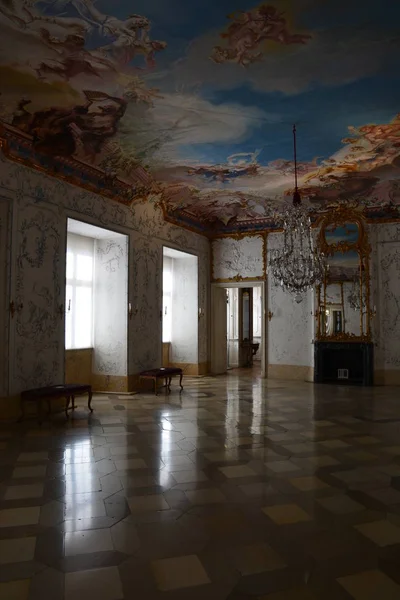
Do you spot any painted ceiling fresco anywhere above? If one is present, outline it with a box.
[0,0,400,234]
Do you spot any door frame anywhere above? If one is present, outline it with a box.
[211,281,267,377]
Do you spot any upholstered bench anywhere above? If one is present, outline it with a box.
[139,368,183,396]
[20,384,93,423]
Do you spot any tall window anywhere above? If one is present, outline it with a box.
[162,256,173,342]
[65,234,94,349]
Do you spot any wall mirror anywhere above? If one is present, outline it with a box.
[315,207,372,341]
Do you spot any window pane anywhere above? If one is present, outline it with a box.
[163,269,172,294]
[162,295,172,342]
[66,252,74,280]
[74,287,92,348]
[65,284,73,349]
[76,255,93,282]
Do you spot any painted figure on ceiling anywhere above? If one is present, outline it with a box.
[36,30,116,80]
[32,0,166,69]
[211,4,311,66]
[11,91,126,159]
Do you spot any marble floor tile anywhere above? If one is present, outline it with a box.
[367,487,400,505]
[352,437,380,445]
[337,569,400,599]
[64,475,102,494]
[151,554,210,591]
[304,455,340,467]
[4,484,44,500]
[64,529,114,555]
[381,446,400,455]
[0,507,40,528]
[0,579,30,600]
[171,470,208,483]
[0,537,36,564]
[12,466,47,479]
[110,445,138,456]
[128,494,170,512]
[259,585,318,599]
[317,494,365,515]
[114,458,147,470]
[262,504,311,525]
[229,542,286,575]
[65,566,123,600]
[64,497,106,519]
[266,461,301,473]
[218,465,256,478]
[0,374,400,599]
[354,520,400,547]
[185,489,226,504]
[17,452,49,462]
[319,439,350,449]
[346,451,377,462]
[289,476,330,491]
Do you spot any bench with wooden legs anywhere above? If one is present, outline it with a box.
[19,384,93,423]
[139,368,183,396]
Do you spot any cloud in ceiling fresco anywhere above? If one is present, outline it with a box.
[154,26,400,96]
[0,0,399,234]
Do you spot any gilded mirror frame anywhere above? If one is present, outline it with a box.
[315,206,372,342]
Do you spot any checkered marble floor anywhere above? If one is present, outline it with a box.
[1,375,400,599]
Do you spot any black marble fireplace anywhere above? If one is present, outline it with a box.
[314,341,374,386]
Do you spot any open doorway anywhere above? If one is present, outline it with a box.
[162,247,198,374]
[65,218,129,390]
[212,283,265,377]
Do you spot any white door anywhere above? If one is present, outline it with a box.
[0,199,11,397]
[9,202,66,394]
[211,286,227,374]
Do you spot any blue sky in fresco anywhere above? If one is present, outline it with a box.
[38,0,400,166]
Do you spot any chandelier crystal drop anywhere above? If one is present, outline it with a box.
[269,125,325,303]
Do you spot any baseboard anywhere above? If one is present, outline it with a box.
[374,369,400,386]
[65,348,93,385]
[91,374,129,393]
[168,362,205,376]
[198,362,209,376]
[268,364,314,382]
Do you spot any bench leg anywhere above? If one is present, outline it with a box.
[179,373,183,391]
[167,377,172,393]
[71,395,76,410]
[88,390,93,412]
[65,395,70,419]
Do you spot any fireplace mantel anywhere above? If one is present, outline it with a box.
[314,341,374,386]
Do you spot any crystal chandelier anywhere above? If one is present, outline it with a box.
[269,125,325,303]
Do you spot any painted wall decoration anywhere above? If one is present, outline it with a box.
[0,152,209,394]
[1,0,400,234]
[212,235,264,281]
[267,232,314,369]
[372,224,400,372]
